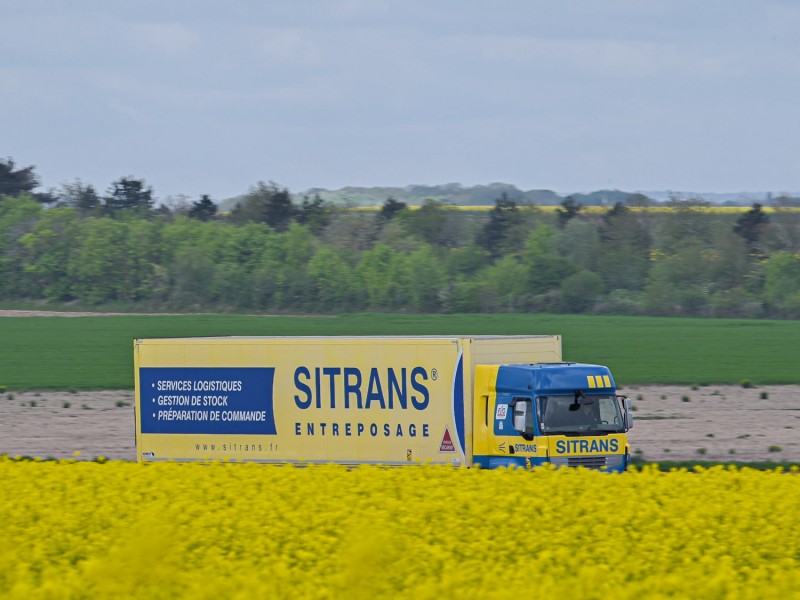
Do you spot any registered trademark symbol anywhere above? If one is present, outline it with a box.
[431,369,438,380]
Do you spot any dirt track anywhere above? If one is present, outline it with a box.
[1,386,798,462]
[0,310,177,317]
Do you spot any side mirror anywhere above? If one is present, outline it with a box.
[512,399,534,440]
[513,401,527,432]
[623,397,634,430]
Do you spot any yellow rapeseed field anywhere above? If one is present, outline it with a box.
[1,458,798,599]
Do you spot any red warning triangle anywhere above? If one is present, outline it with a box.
[439,427,456,453]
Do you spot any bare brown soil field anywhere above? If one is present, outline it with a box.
[1,386,797,463]
[0,391,137,460]
[621,384,800,463]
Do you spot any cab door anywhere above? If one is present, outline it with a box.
[501,394,546,469]
[485,391,542,469]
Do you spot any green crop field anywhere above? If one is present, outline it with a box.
[0,313,797,389]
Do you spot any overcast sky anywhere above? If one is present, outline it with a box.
[3,0,800,201]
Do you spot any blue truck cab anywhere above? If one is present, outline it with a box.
[472,362,634,472]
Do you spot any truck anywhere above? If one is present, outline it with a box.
[134,335,634,472]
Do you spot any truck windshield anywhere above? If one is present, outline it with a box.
[538,394,624,434]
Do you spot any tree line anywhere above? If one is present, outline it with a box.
[1,157,800,317]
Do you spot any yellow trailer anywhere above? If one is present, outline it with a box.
[134,335,633,470]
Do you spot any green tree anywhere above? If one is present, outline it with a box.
[406,244,447,311]
[643,243,712,316]
[399,199,450,246]
[763,252,800,314]
[556,196,582,229]
[209,261,251,307]
[322,210,380,253]
[121,218,163,301]
[296,194,332,234]
[267,223,316,308]
[469,256,529,311]
[68,218,129,303]
[308,247,362,311]
[0,157,39,198]
[561,270,604,313]
[446,243,491,277]
[641,201,725,316]
[375,218,422,253]
[595,202,651,291]
[703,227,754,292]
[655,200,713,254]
[104,177,155,216]
[0,196,44,297]
[626,193,653,207]
[522,224,577,293]
[220,222,274,272]
[59,180,101,216]
[170,245,216,307]
[357,243,403,309]
[188,195,218,222]
[550,219,600,272]
[231,181,295,231]
[17,208,78,300]
[476,193,524,258]
[733,203,770,256]
[767,207,800,255]
[378,197,407,223]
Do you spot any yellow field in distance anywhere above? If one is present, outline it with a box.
[351,204,800,213]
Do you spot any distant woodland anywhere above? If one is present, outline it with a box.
[2,157,800,318]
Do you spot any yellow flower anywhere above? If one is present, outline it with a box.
[1,457,798,598]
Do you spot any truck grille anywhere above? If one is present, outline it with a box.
[567,455,607,469]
